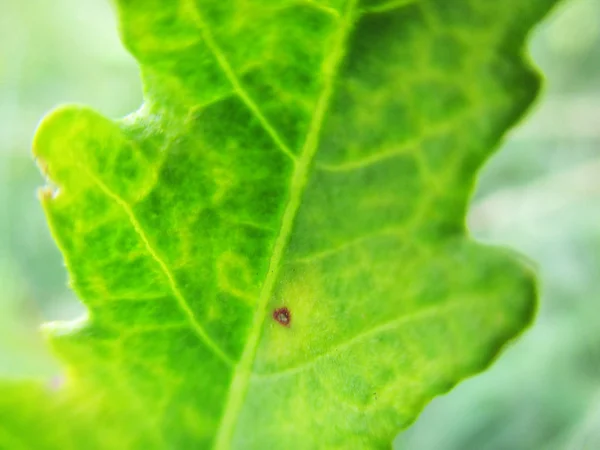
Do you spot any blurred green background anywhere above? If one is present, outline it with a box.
[0,0,598,448]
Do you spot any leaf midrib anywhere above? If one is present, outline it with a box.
[211,0,359,447]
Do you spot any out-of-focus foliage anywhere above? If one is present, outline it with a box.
[0,0,598,448]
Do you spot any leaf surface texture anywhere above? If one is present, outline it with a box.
[0,0,558,448]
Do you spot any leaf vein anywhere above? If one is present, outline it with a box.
[185,0,298,163]
[362,0,420,15]
[81,168,235,367]
[252,299,474,380]
[288,227,405,264]
[212,0,360,447]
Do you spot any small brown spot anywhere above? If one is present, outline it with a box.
[273,307,291,327]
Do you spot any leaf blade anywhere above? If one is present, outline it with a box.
[2,0,559,448]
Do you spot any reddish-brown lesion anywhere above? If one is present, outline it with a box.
[273,307,291,327]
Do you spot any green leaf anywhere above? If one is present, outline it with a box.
[1,0,558,448]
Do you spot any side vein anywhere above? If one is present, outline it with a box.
[184,0,298,163]
[83,169,234,367]
[362,0,419,15]
[252,299,474,381]
[212,1,359,447]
